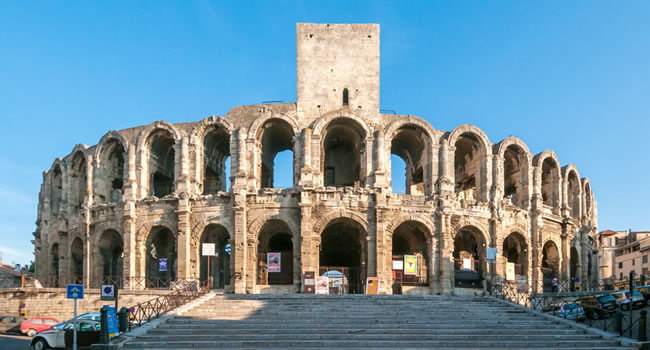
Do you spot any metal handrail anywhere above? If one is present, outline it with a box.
[128,280,209,328]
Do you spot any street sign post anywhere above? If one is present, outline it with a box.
[66,284,84,350]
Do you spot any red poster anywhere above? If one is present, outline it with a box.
[267,252,281,272]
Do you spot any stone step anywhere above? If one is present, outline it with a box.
[149,327,583,335]
[132,334,603,342]
[168,317,553,324]
[122,339,626,349]
[160,322,570,330]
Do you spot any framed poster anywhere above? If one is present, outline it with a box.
[505,262,515,281]
[392,260,404,270]
[316,276,329,294]
[463,258,472,271]
[159,258,168,272]
[267,252,281,272]
[202,243,215,256]
[404,255,417,275]
[366,277,380,295]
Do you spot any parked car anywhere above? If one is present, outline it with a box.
[64,312,100,323]
[611,290,645,310]
[550,303,585,321]
[636,285,650,305]
[575,294,617,319]
[0,316,26,334]
[20,317,59,336]
[30,319,100,350]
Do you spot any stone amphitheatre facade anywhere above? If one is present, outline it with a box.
[33,23,598,295]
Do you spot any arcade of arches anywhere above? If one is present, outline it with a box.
[33,23,598,295]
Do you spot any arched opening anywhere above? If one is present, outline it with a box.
[503,145,526,208]
[50,243,60,287]
[391,221,430,294]
[145,227,177,288]
[69,152,87,214]
[502,232,528,280]
[323,119,366,187]
[567,171,580,219]
[570,246,580,291]
[390,126,428,195]
[97,229,123,287]
[257,220,294,286]
[454,134,482,202]
[200,224,230,289]
[584,182,592,218]
[50,166,63,216]
[96,139,125,203]
[541,157,559,207]
[319,218,367,294]
[148,129,175,197]
[542,241,560,292]
[343,88,349,106]
[258,119,295,189]
[70,237,84,284]
[453,226,486,288]
[203,125,231,193]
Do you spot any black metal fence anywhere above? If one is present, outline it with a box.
[492,280,648,341]
[34,275,206,290]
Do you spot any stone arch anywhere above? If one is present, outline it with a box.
[386,214,435,291]
[138,123,181,198]
[384,118,436,195]
[248,113,300,142]
[252,118,297,188]
[501,230,529,280]
[198,223,231,289]
[541,238,562,290]
[563,164,582,219]
[452,223,489,285]
[191,217,234,243]
[311,109,372,138]
[449,216,490,246]
[136,219,177,280]
[385,213,436,240]
[135,120,183,153]
[94,133,127,203]
[582,177,593,219]
[447,124,491,203]
[68,150,88,214]
[495,137,531,209]
[49,242,60,286]
[48,162,64,216]
[199,122,232,194]
[69,236,84,283]
[533,150,562,209]
[94,229,123,287]
[312,209,368,236]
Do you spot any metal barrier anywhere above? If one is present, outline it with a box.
[493,280,649,341]
[34,275,208,290]
[128,280,209,328]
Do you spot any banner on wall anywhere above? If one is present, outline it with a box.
[267,253,281,272]
[404,255,417,275]
[463,258,472,271]
[159,258,168,272]
[316,276,329,294]
[506,262,515,281]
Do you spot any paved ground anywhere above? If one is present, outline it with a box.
[0,334,30,350]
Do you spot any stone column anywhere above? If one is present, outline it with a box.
[177,194,191,280]
[561,232,570,285]
[438,211,454,295]
[233,204,248,294]
[299,191,314,292]
[373,132,387,188]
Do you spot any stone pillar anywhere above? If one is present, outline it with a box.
[373,132,387,188]
[367,206,377,279]
[438,211,454,295]
[299,191,314,292]
[177,137,191,193]
[299,129,313,187]
[122,200,137,289]
[561,232,570,285]
[233,204,248,294]
[177,195,191,280]
[374,193,390,293]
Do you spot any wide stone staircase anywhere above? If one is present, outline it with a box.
[122,294,634,349]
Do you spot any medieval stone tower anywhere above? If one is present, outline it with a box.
[33,23,598,294]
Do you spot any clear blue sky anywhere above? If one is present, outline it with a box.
[1,1,649,266]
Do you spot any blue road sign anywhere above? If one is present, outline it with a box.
[66,284,84,299]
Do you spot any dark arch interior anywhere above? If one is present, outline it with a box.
[323,119,365,187]
[320,219,367,294]
[541,157,558,206]
[454,134,481,200]
[343,88,349,106]
[98,139,125,203]
[149,129,175,197]
[391,221,429,291]
[502,232,527,277]
[70,152,87,214]
[146,227,177,287]
[50,166,63,215]
[50,243,60,282]
[200,224,230,289]
[203,126,231,193]
[391,126,427,195]
[567,171,580,219]
[257,220,293,285]
[453,226,485,287]
[98,229,123,285]
[259,119,294,188]
[503,145,524,208]
[70,237,84,283]
[542,241,560,291]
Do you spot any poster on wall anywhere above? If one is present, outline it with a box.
[316,276,329,294]
[202,243,215,256]
[366,277,380,295]
[404,255,417,275]
[392,260,404,270]
[505,262,515,281]
[463,258,472,271]
[267,253,281,272]
[159,258,168,272]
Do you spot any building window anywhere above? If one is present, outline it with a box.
[621,272,624,279]
[643,267,648,275]
[609,238,612,246]
[343,88,349,106]
[633,259,636,266]
[619,262,623,269]
[644,255,648,264]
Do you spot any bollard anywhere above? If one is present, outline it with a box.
[118,307,129,333]
[99,306,109,344]
[614,309,623,334]
[639,310,647,341]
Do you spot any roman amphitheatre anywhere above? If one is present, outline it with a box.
[33,23,597,295]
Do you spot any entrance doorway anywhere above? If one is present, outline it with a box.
[319,218,367,294]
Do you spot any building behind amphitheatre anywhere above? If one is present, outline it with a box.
[33,23,598,295]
